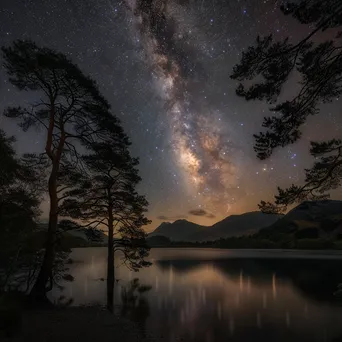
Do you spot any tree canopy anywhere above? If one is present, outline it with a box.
[2,39,136,300]
[61,134,151,311]
[231,0,342,212]
[62,138,151,270]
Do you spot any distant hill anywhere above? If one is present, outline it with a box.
[258,200,342,243]
[149,220,207,241]
[68,227,107,245]
[191,211,282,241]
[33,224,107,249]
[146,235,171,247]
[149,211,282,242]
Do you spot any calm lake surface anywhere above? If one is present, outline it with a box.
[51,248,342,341]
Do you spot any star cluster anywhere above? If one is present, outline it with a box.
[0,0,341,231]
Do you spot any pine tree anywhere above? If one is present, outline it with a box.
[61,135,151,312]
[231,0,342,212]
[2,40,118,300]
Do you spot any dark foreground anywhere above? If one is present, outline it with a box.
[3,307,169,342]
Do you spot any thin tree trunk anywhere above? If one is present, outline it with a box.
[107,206,115,312]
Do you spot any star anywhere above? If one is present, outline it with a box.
[0,0,339,232]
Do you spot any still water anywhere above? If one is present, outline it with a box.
[51,248,342,341]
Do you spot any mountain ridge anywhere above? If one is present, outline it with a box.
[149,211,282,242]
[258,200,342,241]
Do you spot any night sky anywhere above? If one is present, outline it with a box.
[0,0,341,231]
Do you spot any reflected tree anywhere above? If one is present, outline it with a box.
[121,278,152,338]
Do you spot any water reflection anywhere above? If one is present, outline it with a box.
[51,248,342,341]
[120,278,151,338]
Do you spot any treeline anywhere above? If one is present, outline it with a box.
[0,40,150,312]
[148,235,342,250]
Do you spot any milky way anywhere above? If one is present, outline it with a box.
[128,0,240,214]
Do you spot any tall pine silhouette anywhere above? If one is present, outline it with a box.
[61,135,151,312]
[2,40,123,301]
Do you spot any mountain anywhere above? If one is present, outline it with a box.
[191,211,281,241]
[149,219,207,241]
[258,200,342,241]
[149,211,282,242]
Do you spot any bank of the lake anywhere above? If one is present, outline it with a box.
[147,235,342,250]
[7,247,342,342]
[5,307,159,342]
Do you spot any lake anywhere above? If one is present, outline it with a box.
[51,248,342,341]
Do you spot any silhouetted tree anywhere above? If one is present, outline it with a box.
[0,129,41,289]
[61,136,151,312]
[231,0,342,212]
[2,40,119,301]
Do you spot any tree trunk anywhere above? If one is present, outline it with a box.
[30,169,58,303]
[30,105,65,304]
[107,207,115,312]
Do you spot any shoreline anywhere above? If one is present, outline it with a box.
[4,306,158,342]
